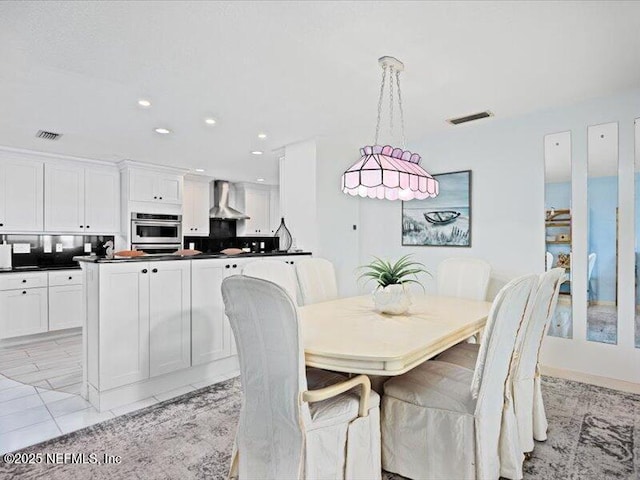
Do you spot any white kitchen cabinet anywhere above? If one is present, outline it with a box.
[48,270,84,331]
[98,262,150,390]
[129,168,183,205]
[237,183,271,236]
[45,164,120,233]
[96,260,191,389]
[269,186,280,234]
[84,168,120,233]
[0,157,44,232]
[149,260,191,377]
[191,260,231,365]
[49,284,84,331]
[183,179,210,236]
[0,287,48,339]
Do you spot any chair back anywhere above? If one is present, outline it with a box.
[295,257,338,305]
[243,260,299,304]
[514,268,564,380]
[221,275,308,479]
[437,257,491,301]
[588,253,597,281]
[545,252,553,271]
[472,274,538,477]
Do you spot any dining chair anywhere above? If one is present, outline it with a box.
[295,257,339,305]
[242,259,300,304]
[437,257,492,301]
[221,275,381,480]
[545,251,553,271]
[381,274,538,480]
[436,269,564,462]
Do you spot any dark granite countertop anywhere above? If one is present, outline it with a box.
[73,251,312,264]
[0,265,82,274]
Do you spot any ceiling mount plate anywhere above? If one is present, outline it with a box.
[378,56,404,72]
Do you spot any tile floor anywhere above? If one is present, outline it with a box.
[0,333,83,394]
[0,333,239,455]
[0,371,239,455]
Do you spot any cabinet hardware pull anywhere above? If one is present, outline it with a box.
[22,279,27,283]
[232,264,237,268]
[225,265,230,268]
[153,196,158,199]
[159,197,163,200]
[142,269,148,274]
[68,276,72,280]
[0,223,3,227]
[86,225,90,229]
[22,291,26,294]
[80,225,84,228]
[152,268,158,273]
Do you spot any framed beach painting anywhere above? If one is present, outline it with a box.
[402,170,472,247]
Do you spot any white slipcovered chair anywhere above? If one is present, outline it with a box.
[437,257,492,301]
[242,259,299,304]
[437,268,564,462]
[295,257,339,305]
[381,274,538,480]
[221,275,381,480]
[545,252,553,271]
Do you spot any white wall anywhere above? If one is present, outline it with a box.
[354,88,640,383]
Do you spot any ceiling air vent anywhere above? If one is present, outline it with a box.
[446,111,493,125]
[35,130,62,141]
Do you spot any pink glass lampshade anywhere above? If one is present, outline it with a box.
[341,145,439,200]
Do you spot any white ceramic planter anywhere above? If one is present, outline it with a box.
[373,284,411,315]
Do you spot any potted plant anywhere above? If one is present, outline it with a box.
[358,255,430,315]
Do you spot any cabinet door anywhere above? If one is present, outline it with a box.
[129,169,158,202]
[99,262,150,390]
[84,168,120,233]
[0,158,44,232]
[0,288,48,339]
[149,260,191,376]
[183,180,210,236]
[244,188,270,235]
[44,163,85,232]
[157,174,183,205]
[269,186,280,234]
[191,261,231,365]
[49,284,84,331]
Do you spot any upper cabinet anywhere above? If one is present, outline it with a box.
[183,178,210,236]
[0,157,44,232]
[129,168,183,205]
[45,163,120,234]
[236,183,280,236]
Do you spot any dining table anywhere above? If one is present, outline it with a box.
[299,294,492,376]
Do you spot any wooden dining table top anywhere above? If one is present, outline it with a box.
[298,294,492,376]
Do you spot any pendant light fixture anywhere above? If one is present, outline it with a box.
[341,56,439,201]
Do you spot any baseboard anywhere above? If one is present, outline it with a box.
[541,365,640,394]
[0,328,81,348]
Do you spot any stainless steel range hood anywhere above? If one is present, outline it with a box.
[209,180,250,220]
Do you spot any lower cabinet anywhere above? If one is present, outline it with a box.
[97,260,192,390]
[49,284,84,331]
[0,287,48,339]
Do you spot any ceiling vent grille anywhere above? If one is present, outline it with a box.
[36,130,62,141]
[447,111,493,125]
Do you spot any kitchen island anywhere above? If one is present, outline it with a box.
[75,251,311,411]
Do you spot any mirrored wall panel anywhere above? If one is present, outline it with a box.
[635,118,640,348]
[545,131,573,339]
[587,122,618,344]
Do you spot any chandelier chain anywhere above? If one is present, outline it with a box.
[389,65,394,136]
[396,70,406,148]
[374,64,387,145]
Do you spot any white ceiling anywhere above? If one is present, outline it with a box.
[2,1,640,183]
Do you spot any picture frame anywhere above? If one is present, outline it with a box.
[401,169,472,247]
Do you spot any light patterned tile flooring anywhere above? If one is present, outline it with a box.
[0,333,239,454]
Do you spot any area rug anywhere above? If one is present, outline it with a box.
[1,376,638,479]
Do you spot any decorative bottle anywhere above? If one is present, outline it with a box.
[274,217,292,252]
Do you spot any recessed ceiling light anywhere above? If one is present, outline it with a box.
[257,133,267,139]
[138,99,152,108]
[195,168,205,173]
[154,127,171,135]
[204,118,216,125]
[251,150,263,155]
[256,178,265,182]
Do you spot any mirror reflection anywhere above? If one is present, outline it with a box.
[545,131,573,339]
[636,118,640,348]
[586,122,618,344]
